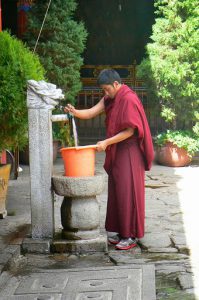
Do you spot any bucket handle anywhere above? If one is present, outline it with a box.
[75,145,98,151]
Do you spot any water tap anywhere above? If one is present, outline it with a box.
[67,112,74,119]
[56,104,74,119]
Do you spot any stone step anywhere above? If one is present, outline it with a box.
[0,265,156,299]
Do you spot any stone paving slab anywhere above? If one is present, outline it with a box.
[177,273,195,290]
[0,265,156,300]
[4,295,62,300]
[139,233,172,249]
[0,245,21,273]
[147,247,178,253]
[170,233,190,254]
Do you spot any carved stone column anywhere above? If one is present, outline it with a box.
[27,80,64,239]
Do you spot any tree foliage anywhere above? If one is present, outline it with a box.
[25,0,87,103]
[0,31,45,151]
[138,0,199,133]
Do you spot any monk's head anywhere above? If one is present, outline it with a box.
[97,69,122,99]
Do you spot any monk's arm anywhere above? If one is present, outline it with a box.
[64,97,105,119]
[96,127,135,152]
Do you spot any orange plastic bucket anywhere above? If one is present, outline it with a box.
[60,145,97,177]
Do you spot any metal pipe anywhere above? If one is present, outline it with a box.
[51,114,69,122]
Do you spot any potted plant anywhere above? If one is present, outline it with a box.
[155,130,199,167]
[51,119,74,162]
[0,31,45,215]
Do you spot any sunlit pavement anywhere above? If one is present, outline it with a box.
[96,153,199,298]
[175,165,199,298]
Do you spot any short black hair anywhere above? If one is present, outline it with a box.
[97,69,121,85]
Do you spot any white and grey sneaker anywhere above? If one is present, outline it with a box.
[115,237,137,250]
[108,234,120,245]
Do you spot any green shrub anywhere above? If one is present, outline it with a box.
[0,31,45,151]
[52,121,75,147]
[138,0,199,132]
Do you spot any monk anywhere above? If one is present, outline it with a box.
[64,69,154,250]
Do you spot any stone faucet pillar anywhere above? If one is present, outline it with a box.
[52,174,107,253]
[27,80,64,239]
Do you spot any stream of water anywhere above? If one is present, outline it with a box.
[72,116,79,147]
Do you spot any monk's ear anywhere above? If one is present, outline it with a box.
[113,81,119,88]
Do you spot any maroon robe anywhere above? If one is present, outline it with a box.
[104,84,154,238]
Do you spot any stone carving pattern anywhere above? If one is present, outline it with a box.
[8,268,147,299]
[27,80,65,109]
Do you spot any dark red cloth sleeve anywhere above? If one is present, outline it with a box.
[115,92,154,171]
[104,85,154,172]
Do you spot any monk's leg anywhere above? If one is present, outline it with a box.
[105,174,120,233]
[111,142,145,239]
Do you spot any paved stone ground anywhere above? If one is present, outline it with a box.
[0,152,199,299]
[0,264,155,300]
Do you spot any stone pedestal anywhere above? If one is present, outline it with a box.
[27,80,64,239]
[28,108,54,238]
[52,173,108,253]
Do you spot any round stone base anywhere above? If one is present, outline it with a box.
[52,235,108,254]
[62,228,100,240]
[52,172,105,197]
[61,196,100,239]
[52,173,105,247]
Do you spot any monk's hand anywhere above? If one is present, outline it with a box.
[64,104,76,115]
[96,140,108,152]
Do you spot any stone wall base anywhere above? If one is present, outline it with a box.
[22,236,108,254]
[22,238,52,254]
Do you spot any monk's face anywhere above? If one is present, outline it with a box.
[101,81,121,99]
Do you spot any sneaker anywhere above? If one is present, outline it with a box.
[115,237,137,250]
[108,234,120,245]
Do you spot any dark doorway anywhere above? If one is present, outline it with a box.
[76,0,154,65]
[1,0,17,35]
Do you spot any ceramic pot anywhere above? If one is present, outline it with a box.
[0,164,11,218]
[156,142,192,167]
[53,140,60,162]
